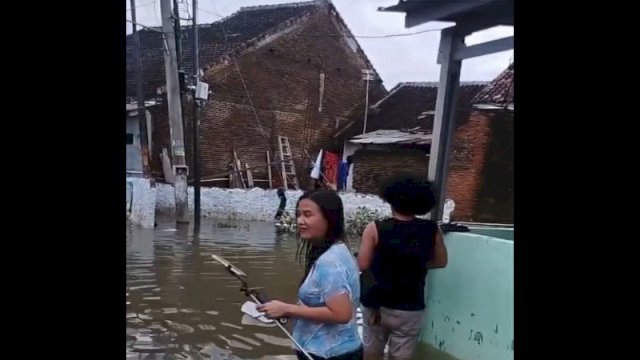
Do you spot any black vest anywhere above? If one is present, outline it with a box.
[361,218,438,311]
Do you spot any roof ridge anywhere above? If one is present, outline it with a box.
[370,83,407,108]
[399,81,488,87]
[400,81,438,87]
[323,2,383,90]
[371,81,487,108]
[240,0,325,12]
[460,81,490,86]
[471,64,514,105]
[135,1,324,34]
[200,5,322,76]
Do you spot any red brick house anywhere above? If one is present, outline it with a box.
[331,81,487,193]
[125,0,387,188]
[332,63,514,223]
[447,63,514,223]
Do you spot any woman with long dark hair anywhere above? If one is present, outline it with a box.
[258,190,362,360]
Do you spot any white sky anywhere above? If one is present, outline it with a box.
[126,0,514,88]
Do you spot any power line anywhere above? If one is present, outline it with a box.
[126,19,164,33]
[129,16,446,40]
[126,0,156,11]
[224,29,269,141]
[153,0,162,28]
[197,6,224,18]
[297,27,449,39]
[208,0,272,155]
[196,6,447,39]
[180,0,192,19]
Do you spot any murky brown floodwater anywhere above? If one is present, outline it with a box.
[126,216,459,360]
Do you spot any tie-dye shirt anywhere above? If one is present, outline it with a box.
[292,242,361,358]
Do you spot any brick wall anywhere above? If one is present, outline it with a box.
[445,111,493,221]
[150,8,384,190]
[445,110,514,223]
[349,110,513,223]
[352,147,429,195]
[473,111,514,223]
[148,102,170,179]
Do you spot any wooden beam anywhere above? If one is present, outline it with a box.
[453,36,513,61]
[405,0,494,28]
[266,151,273,189]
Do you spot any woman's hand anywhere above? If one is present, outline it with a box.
[257,300,291,319]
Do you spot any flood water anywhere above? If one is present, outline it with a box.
[126,216,459,360]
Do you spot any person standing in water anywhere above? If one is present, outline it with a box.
[357,175,448,360]
[275,188,287,221]
[258,190,362,360]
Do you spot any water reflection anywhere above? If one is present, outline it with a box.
[127,216,458,360]
[127,216,306,360]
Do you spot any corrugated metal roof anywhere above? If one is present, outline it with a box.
[349,129,432,145]
[125,101,158,112]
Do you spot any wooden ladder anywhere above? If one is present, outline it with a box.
[277,136,299,190]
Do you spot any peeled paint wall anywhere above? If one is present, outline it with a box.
[153,183,392,221]
[421,232,514,360]
[128,179,393,230]
[127,178,156,229]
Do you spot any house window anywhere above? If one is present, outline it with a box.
[126,133,134,145]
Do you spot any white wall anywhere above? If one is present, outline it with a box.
[126,111,153,174]
[127,178,156,228]
[126,146,143,173]
[342,142,359,192]
[126,116,140,143]
[342,141,393,192]
[126,116,142,172]
[151,183,392,221]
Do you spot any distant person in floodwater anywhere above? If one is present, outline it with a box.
[357,174,448,360]
[274,188,287,221]
[258,190,362,360]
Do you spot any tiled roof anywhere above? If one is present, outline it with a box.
[336,81,487,140]
[126,1,324,98]
[472,63,514,106]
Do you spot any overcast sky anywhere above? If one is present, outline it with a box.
[126,0,513,89]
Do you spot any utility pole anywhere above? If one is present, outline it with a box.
[192,0,202,233]
[130,0,152,180]
[172,0,182,71]
[172,0,189,188]
[160,0,190,224]
[361,69,374,134]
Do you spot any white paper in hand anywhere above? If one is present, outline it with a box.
[241,314,276,327]
[240,301,274,324]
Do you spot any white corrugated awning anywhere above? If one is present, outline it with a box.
[126,101,158,112]
[473,103,514,111]
[349,129,432,145]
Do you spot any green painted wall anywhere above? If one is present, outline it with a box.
[420,232,514,360]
